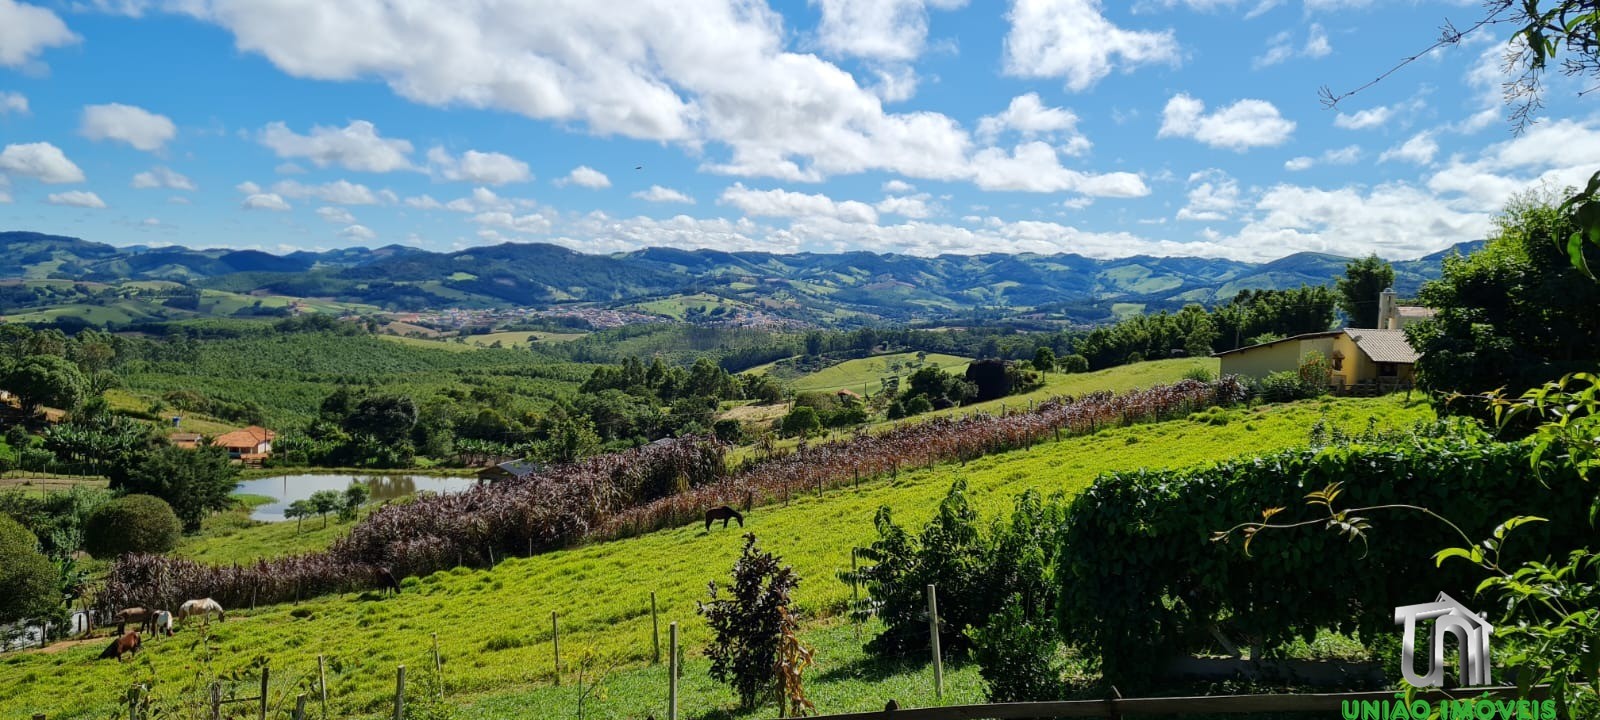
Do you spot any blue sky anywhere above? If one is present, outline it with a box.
[0,0,1594,261]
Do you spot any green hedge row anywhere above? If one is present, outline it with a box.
[1056,423,1594,684]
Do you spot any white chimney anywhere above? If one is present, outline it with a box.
[1378,287,1397,329]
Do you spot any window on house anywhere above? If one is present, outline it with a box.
[1330,352,1344,371]
[1378,362,1398,377]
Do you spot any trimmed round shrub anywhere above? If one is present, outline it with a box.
[84,494,182,559]
[0,513,57,624]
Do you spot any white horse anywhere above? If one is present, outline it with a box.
[151,610,174,636]
[176,598,225,625]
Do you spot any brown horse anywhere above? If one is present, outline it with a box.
[374,567,401,595]
[704,505,744,531]
[111,607,152,637]
[97,632,141,661]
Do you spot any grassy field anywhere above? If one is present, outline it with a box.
[0,394,1432,720]
[783,352,972,395]
[628,293,752,320]
[462,330,587,347]
[930,357,1219,420]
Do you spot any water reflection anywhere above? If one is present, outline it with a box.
[236,473,475,522]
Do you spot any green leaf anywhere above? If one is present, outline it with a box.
[1568,232,1596,280]
[1434,547,1475,567]
[1493,515,1548,539]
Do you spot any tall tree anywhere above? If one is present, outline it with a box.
[122,446,240,532]
[1407,192,1600,419]
[1336,254,1396,328]
[0,515,58,626]
[3,355,87,412]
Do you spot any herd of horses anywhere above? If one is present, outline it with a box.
[95,598,226,661]
[90,507,743,663]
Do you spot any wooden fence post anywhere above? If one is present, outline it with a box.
[432,632,443,697]
[850,552,860,641]
[293,693,307,720]
[128,686,140,720]
[667,622,679,720]
[927,584,943,700]
[317,655,328,720]
[210,681,221,720]
[551,611,561,686]
[258,667,270,720]
[393,665,405,720]
[650,592,661,665]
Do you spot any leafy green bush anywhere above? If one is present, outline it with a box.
[1056,424,1595,686]
[778,406,822,438]
[1058,354,1089,373]
[1182,366,1216,383]
[903,395,934,416]
[0,513,62,625]
[712,418,745,443]
[970,595,1065,702]
[122,445,239,532]
[845,482,1062,656]
[1257,370,1314,403]
[84,494,182,558]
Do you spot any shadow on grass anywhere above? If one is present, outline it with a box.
[814,648,969,684]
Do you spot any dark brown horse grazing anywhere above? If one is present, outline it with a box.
[97,632,141,661]
[704,505,744,531]
[374,567,401,595]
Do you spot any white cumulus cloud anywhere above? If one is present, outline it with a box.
[813,0,964,62]
[271,179,383,205]
[976,93,1089,155]
[0,91,27,115]
[1175,169,1240,221]
[968,142,1148,196]
[0,0,78,68]
[427,147,531,185]
[1003,0,1179,92]
[720,183,879,224]
[131,166,195,190]
[632,185,695,204]
[80,103,177,151]
[316,206,356,224]
[1380,132,1438,165]
[559,166,611,189]
[472,211,553,235]
[241,193,291,211]
[340,224,377,240]
[46,190,106,208]
[1158,93,1295,151]
[259,120,413,173]
[0,142,85,183]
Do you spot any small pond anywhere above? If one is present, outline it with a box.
[236,473,477,522]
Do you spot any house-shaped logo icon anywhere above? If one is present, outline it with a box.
[1393,592,1494,688]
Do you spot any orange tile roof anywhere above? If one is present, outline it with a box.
[212,425,276,448]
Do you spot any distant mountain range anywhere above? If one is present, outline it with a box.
[0,231,1482,325]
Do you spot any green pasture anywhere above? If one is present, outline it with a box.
[0,395,1431,720]
[788,352,972,396]
[462,330,587,347]
[628,293,751,320]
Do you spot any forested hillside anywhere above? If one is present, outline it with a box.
[0,231,1477,324]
